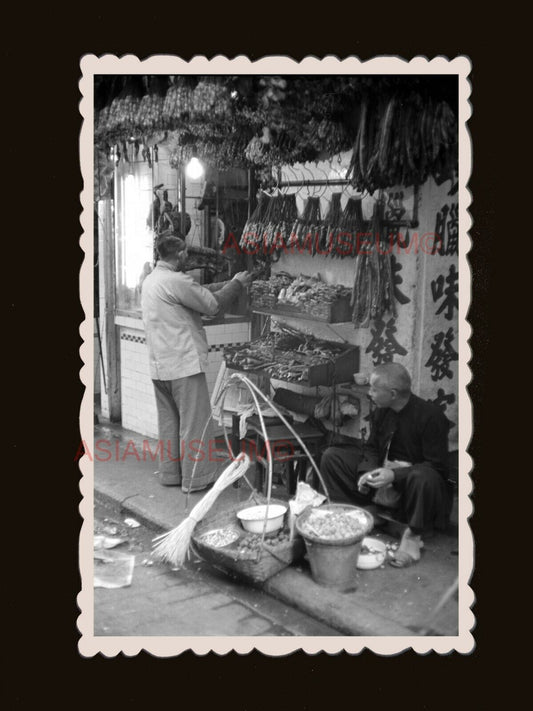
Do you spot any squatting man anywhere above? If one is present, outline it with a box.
[319,362,452,568]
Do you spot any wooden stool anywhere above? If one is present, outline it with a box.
[246,418,325,498]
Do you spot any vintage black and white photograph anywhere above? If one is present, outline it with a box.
[78,55,473,656]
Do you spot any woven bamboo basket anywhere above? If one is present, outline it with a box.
[188,373,329,584]
[191,496,305,583]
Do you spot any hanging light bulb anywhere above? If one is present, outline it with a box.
[186,155,204,180]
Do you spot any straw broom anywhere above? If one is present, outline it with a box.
[152,453,251,568]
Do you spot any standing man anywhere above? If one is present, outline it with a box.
[319,362,452,567]
[141,233,251,493]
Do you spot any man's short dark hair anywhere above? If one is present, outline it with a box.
[156,235,186,261]
[372,363,412,394]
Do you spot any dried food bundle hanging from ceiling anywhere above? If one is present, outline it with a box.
[347,92,457,192]
[97,75,146,143]
[319,192,343,253]
[136,76,170,134]
[240,193,271,250]
[161,79,194,129]
[288,197,322,253]
[330,197,365,259]
[272,193,298,250]
[258,194,299,250]
[350,201,396,327]
[192,79,232,121]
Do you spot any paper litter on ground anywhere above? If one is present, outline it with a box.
[94,534,127,550]
[94,549,135,588]
[124,517,141,528]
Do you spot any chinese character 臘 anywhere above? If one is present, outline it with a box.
[431,265,458,321]
[445,204,458,256]
[366,317,408,365]
[425,328,458,381]
[433,202,458,256]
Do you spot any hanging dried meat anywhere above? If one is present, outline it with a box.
[347,92,457,192]
[240,193,271,251]
[99,75,146,142]
[94,76,458,180]
[330,197,365,259]
[157,208,192,237]
[289,196,322,253]
[146,183,165,230]
[242,193,299,253]
[161,78,194,129]
[136,76,169,133]
[262,195,282,248]
[271,194,298,250]
[319,192,343,253]
[192,79,232,121]
[350,201,396,327]
[307,118,353,155]
[181,245,228,274]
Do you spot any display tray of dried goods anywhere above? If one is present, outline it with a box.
[252,295,352,324]
[250,273,352,324]
[223,327,359,386]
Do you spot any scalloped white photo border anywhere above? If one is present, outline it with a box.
[78,54,474,657]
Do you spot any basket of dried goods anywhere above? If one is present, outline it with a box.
[195,373,331,582]
[191,495,305,583]
[154,372,330,582]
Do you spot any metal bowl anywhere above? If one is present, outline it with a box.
[236,504,287,534]
[356,536,387,569]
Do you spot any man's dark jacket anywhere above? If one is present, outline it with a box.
[361,394,450,483]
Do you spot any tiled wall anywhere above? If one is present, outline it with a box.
[204,321,251,396]
[120,330,159,439]
[119,320,250,439]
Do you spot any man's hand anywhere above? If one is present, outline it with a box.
[359,467,395,489]
[233,271,252,287]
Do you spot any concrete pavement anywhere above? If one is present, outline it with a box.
[94,498,339,636]
[91,419,459,636]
